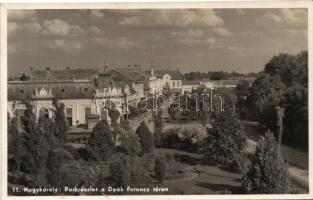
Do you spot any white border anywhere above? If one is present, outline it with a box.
[1,1,312,200]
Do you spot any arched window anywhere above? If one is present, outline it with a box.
[39,107,49,119]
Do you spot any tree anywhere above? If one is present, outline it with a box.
[136,121,154,154]
[16,101,63,180]
[86,120,114,161]
[116,126,141,156]
[283,84,308,147]
[203,110,247,169]
[264,51,307,87]
[46,148,82,188]
[250,51,308,149]
[8,115,22,171]
[235,80,250,118]
[152,110,163,147]
[241,131,290,194]
[20,102,48,174]
[247,73,287,132]
[105,154,131,189]
[52,98,68,143]
[108,107,120,128]
[155,156,166,183]
[103,153,152,191]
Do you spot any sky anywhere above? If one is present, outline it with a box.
[7,8,308,77]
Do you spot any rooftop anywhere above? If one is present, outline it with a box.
[31,68,100,81]
[154,70,183,80]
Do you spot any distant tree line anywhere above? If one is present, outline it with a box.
[183,70,257,81]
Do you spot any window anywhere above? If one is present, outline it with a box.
[85,107,92,123]
[66,108,73,126]
[39,107,49,118]
[66,108,72,117]
[172,82,175,87]
[177,81,180,87]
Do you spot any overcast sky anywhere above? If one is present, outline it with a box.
[8,8,308,77]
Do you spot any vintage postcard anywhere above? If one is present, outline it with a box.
[0,1,312,199]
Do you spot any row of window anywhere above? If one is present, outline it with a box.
[172,81,181,88]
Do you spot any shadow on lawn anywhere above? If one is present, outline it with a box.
[195,181,243,194]
[173,154,206,166]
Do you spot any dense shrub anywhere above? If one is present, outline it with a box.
[136,121,154,154]
[160,127,205,152]
[101,153,153,191]
[86,120,115,161]
[241,131,290,194]
[203,110,247,170]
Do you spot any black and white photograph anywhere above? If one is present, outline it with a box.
[2,2,312,198]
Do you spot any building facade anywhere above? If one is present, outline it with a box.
[8,67,152,127]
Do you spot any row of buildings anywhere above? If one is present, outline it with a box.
[8,66,241,127]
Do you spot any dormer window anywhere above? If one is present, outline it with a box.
[19,89,24,94]
[61,88,65,92]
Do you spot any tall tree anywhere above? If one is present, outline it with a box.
[116,126,141,156]
[251,51,308,148]
[203,109,247,168]
[8,115,22,171]
[20,102,45,174]
[86,120,115,161]
[52,98,68,143]
[136,121,154,154]
[152,110,163,147]
[241,131,290,194]
[264,51,308,87]
[235,80,250,118]
[247,73,287,132]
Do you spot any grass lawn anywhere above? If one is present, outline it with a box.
[156,148,243,194]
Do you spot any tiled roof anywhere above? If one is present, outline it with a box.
[154,70,183,80]
[8,82,95,101]
[31,69,100,81]
[111,68,149,83]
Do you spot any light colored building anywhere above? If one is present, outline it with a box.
[154,70,183,94]
[180,79,240,94]
[8,66,151,127]
[181,80,201,94]
[148,68,163,95]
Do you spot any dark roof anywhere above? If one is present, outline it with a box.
[154,70,183,80]
[111,68,150,83]
[8,82,95,101]
[31,69,100,81]
[182,80,200,86]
